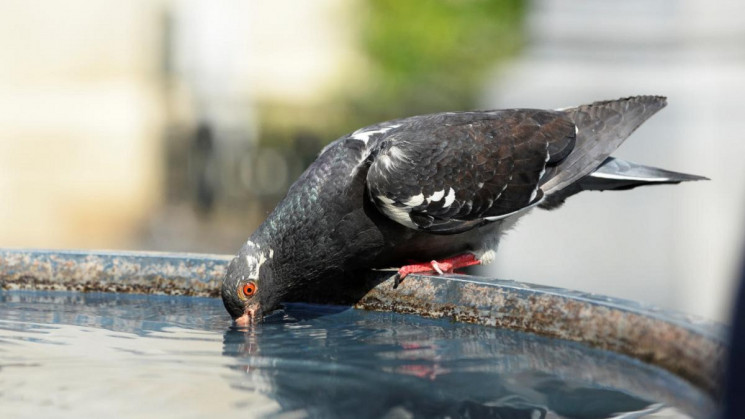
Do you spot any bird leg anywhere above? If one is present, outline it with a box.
[393,254,480,288]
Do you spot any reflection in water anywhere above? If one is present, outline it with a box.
[221,304,707,419]
[0,291,276,419]
[0,291,713,418]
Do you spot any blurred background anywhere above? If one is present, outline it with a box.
[1,0,743,322]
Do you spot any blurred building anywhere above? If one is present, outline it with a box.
[0,0,166,250]
[151,0,359,253]
[0,0,356,252]
[480,0,745,321]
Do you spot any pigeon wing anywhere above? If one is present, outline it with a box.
[366,110,576,234]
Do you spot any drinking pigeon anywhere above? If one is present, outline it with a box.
[221,96,706,325]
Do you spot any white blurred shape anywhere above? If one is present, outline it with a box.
[480,0,745,322]
[0,0,164,249]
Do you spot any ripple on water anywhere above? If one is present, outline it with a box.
[0,290,715,418]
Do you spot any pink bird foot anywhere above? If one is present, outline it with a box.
[393,253,480,288]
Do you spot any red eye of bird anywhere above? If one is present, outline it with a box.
[241,282,257,298]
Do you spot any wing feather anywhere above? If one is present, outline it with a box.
[365,110,576,233]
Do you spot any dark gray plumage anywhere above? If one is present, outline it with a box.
[221,95,706,324]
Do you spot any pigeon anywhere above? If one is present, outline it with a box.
[221,95,706,325]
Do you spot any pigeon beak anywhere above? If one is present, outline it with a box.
[234,302,261,327]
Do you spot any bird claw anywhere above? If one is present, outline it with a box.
[393,272,402,289]
[430,260,444,275]
[393,254,480,288]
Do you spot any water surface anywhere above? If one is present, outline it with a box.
[0,290,714,418]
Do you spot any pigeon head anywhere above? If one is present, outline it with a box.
[221,242,279,326]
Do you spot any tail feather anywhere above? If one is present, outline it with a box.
[539,157,708,209]
[587,157,709,186]
[541,95,668,195]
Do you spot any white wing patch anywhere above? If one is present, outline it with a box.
[537,146,550,181]
[403,193,425,206]
[379,155,393,171]
[442,187,456,208]
[376,197,418,229]
[348,124,404,177]
[351,124,401,145]
[378,186,457,229]
[348,126,404,177]
[379,145,411,172]
[533,146,551,200]
[377,195,396,205]
[427,189,445,202]
[387,145,407,161]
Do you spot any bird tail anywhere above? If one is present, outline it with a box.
[539,157,708,210]
[540,95,668,197]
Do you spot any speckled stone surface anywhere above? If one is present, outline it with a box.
[0,248,725,399]
[0,249,230,297]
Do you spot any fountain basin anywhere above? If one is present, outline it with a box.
[0,249,725,417]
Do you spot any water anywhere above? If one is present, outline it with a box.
[0,290,714,418]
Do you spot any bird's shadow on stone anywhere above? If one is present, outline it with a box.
[277,269,394,319]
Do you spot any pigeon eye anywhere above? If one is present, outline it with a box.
[240,282,257,299]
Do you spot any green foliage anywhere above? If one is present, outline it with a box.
[258,0,525,148]
[353,0,525,122]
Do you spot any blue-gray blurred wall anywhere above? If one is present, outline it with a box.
[479,0,745,322]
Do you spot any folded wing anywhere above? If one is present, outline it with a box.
[366,110,576,233]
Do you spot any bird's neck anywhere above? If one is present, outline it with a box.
[249,215,346,288]
[246,142,371,288]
